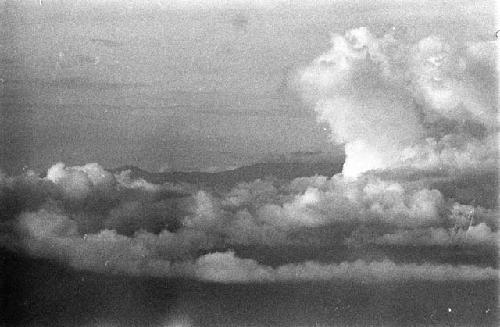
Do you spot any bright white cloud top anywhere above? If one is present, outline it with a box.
[299,27,496,178]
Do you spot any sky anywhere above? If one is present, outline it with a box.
[0,1,498,326]
[0,0,495,173]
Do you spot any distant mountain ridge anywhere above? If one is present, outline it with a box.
[109,159,345,188]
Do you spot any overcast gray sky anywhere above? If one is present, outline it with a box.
[0,0,494,173]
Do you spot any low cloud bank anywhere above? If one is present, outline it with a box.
[372,223,497,247]
[0,160,496,282]
[13,223,500,282]
[193,251,497,283]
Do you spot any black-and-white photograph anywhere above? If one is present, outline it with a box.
[0,1,497,326]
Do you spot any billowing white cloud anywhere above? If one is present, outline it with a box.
[114,169,162,192]
[298,27,497,178]
[465,41,497,69]
[400,134,497,171]
[239,176,447,229]
[46,162,117,200]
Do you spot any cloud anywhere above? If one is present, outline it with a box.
[47,162,116,200]
[347,223,498,248]
[24,162,495,241]
[408,36,492,123]
[237,175,447,229]
[1,23,498,281]
[192,251,496,283]
[374,223,498,247]
[16,208,212,274]
[114,169,192,195]
[18,209,79,239]
[13,210,499,282]
[0,170,60,223]
[0,159,497,283]
[298,27,497,178]
[1,161,193,241]
[399,134,497,171]
[182,191,221,229]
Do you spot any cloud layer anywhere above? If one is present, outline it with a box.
[192,251,497,283]
[0,159,497,282]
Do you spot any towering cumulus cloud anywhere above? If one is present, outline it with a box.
[299,27,497,178]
